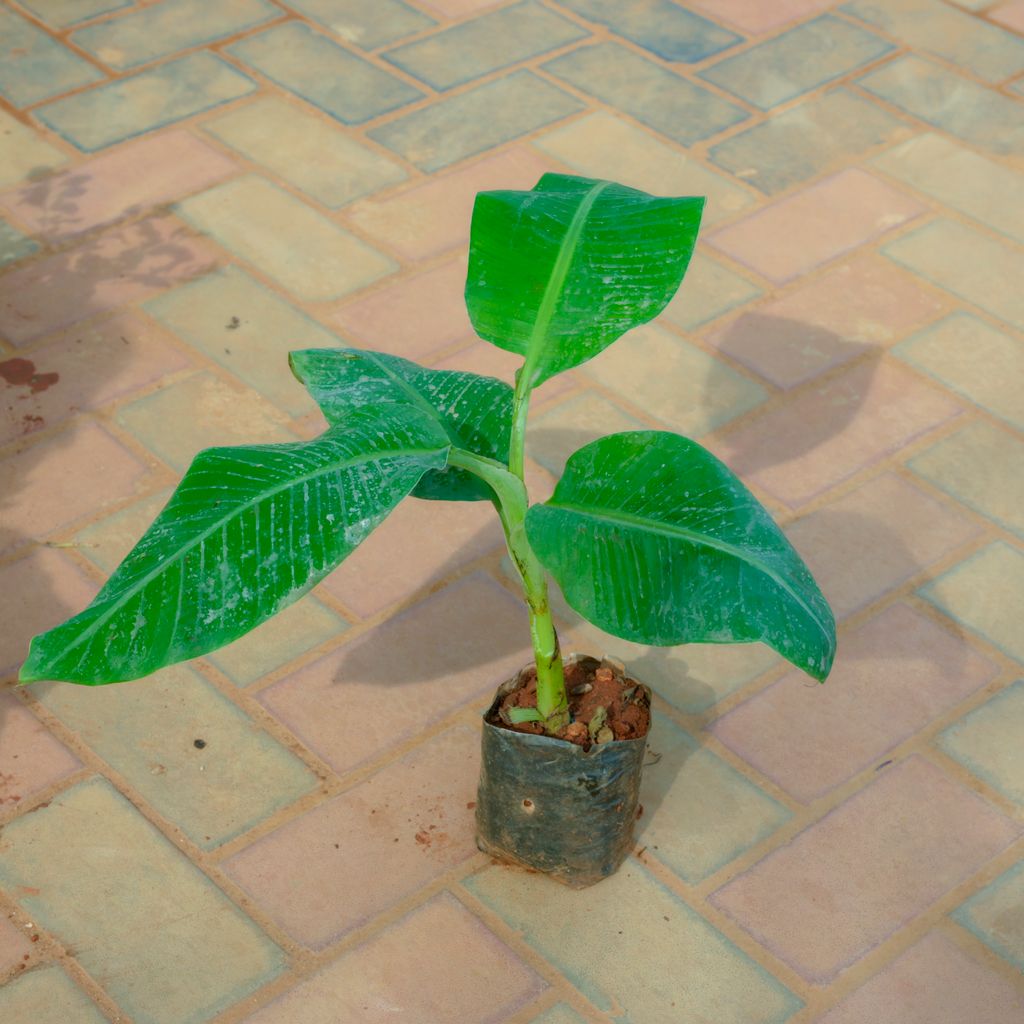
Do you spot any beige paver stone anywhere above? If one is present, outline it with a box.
[115,370,294,471]
[714,359,963,507]
[885,218,1024,330]
[527,390,647,478]
[662,251,762,332]
[37,664,317,849]
[260,573,530,772]
[0,967,106,1024]
[897,313,1024,430]
[244,893,545,1022]
[583,322,766,436]
[713,604,1000,802]
[920,542,1024,662]
[203,96,406,208]
[940,680,1024,806]
[955,862,1024,970]
[709,169,926,284]
[0,109,68,189]
[177,175,395,301]
[711,756,1020,982]
[910,420,1024,539]
[873,132,1024,245]
[639,715,791,883]
[345,145,553,261]
[144,264,332,416]
[532,111,754,226]
[224,725,480,948]
[785,472,980,618]
[0,777,285,1023]
[465,860,802,1023]
[210,593,349,686]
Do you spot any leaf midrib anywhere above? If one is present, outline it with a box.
[538,498,832,644]
[521,180,613,387]
[51,439,450,668]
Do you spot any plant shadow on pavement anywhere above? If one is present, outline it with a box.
[0,163,215,749]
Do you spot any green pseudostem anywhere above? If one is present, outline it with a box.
[449,436,569,735]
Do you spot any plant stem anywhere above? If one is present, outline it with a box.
[447,448,568,732]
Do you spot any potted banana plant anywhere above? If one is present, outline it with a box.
[20,174,835,888]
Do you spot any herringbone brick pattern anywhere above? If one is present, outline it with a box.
[1,1,1022,1020]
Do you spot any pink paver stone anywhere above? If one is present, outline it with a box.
[710,756,1021,983]
[1,310,192,445]
[708,169,927,284]
[785,472,980,619]
[0,547,98,675]
[713,603,1000,802]
[817,931,1024,1024]
[0,690,80,811]
[712,358,962,508]
[0,216,218,346]
[990,0,1024,33]
[331,254,475,361]
[0,915,33,973]
[223,725,480,949]
[345,146,553,262]
[260,573,530,773]
[687,0,835,33]
[0,420,151,554]
[0,130,237,243]
[243,892,545,1023]
[706,253,947,388]
[320,498,504,619]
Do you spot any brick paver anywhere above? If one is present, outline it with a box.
[1,0,1022,1020]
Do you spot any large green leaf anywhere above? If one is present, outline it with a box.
[525,431,836,680]
[20,405,450,685]
[465,173,704,388]
[290,347,512,501]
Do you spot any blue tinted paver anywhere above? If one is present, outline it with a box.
[34,53,255,151]
[368,70,584,171]
[699,15,893,110]
[557,0,742,63]
[858,55,1024,157]
[17,0,131,28]
[228,22,423,125]
[70,0,280,71]
[384,1,587,91]
[544,42,748,146]
[285,0,435,49]
[708,89,910,195]
[0,7,103,107]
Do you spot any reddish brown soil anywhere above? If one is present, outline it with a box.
[493,656,651,749]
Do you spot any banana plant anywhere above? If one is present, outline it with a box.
[20,175,836,734]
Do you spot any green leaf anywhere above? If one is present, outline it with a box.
[20,405,450,685]
[290,347,512,501]
[525,431,836,681]
[465,173,704,388]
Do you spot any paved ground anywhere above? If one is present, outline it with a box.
[1,0,1023,1021]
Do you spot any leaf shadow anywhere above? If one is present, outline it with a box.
[1,161,214,687]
